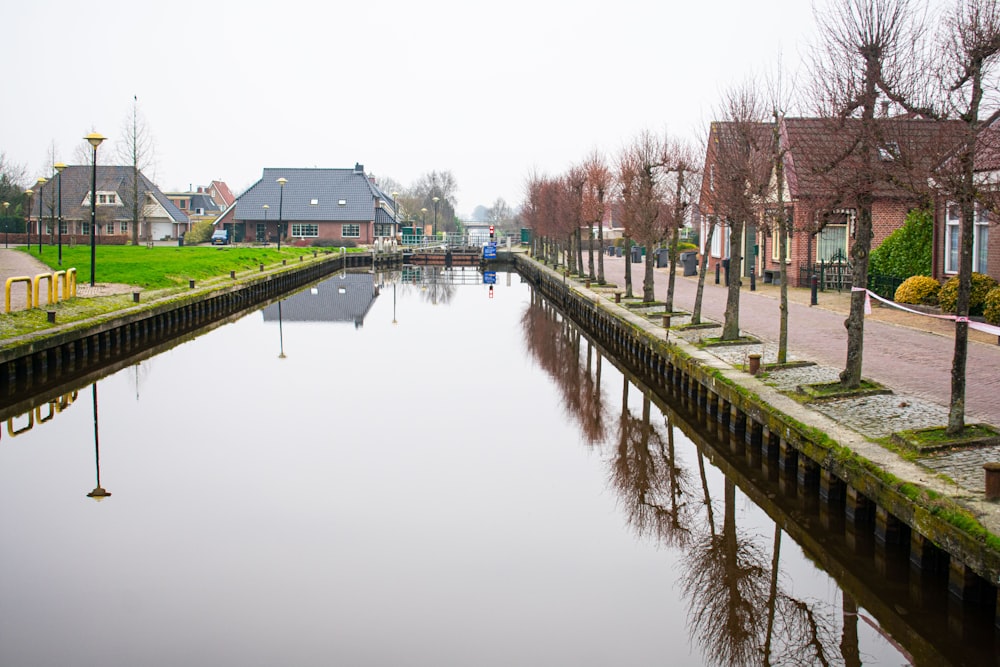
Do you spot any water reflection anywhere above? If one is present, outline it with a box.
[85,382,110,500]
[262,272,379,328]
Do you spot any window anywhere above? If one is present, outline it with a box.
[817,225,848,262]
[120,221,129,233]
[342,224,360,238]
[769,210,792,262]
[256,223,266,240]
[59,221,67,234]
[710,221,723,258]
[291,223,318,237]
[45,223,53,234]
[945,203,990,274]
[82,221,90,234]
[709,165,715,192]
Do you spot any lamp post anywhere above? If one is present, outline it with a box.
[262,204,269,242]
[85,132,106,286]
[391,191,400,239]
[420,207,427,238]
[24,189,33,249]
[54,163,66,265]
[36,177,47,255]
[2,201,9,247]
[276,177,287,251]
[432,196,440,238]
[86,382,111,500]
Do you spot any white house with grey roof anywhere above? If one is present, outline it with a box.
[217,164,399,245]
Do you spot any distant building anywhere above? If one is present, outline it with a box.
[217,164,399,245]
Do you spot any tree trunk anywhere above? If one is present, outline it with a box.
[577,228,585,277]
[692,220,716,325]
[778,222,789,364]
[588,225,596,280]
[643,247,656,302]
[597,222,606,284]
[840,199,872,388]
[666,225,680,313]
[948,196,975,434]
[721,220,743,340]
[624,236,633,298]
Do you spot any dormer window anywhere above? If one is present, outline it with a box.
[310,199,319,206]
[338,199,347,206]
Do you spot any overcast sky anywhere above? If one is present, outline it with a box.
[5,0,826,217]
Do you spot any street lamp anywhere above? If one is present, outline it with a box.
[391,191,400,238]
[24,189,33,249]
[432,196,440,238]
[262,204,269,242]
[86,382,111,500]
[276,177,287,251]
[36,177,47,255]
[420,207,428,237]
[2,201,9,248]
[85,132,106,286]
[54,163,66,265]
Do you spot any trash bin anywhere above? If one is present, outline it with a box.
[656,248,670,268]
[615,246,623,257]
[178,234,184,247]
[607,246,616,257]
[631,246,642,263]
[681,251,699,276]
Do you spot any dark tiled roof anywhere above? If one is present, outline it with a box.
[235,167,395,222]
[189,193,221,213]
[260,273,377,326]
[46,165,188,222]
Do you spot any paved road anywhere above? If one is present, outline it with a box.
[599,254,1000,424]
[0,247,58,312]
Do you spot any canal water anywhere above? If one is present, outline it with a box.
[0,268,993,666]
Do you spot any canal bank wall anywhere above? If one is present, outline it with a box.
[0,250,399,408]
[515,254,1000,626]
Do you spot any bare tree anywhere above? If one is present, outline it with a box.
[412,170,459,234]
[116,97,156,245]
[811,0,926,388]
[582,151,612,284]
[931,0,1000,433]
[662,138,701,313]
[617,130,668,302]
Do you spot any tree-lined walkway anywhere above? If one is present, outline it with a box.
[599,254,1000,425]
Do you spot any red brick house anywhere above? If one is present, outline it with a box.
[931,122,1000,283]
[216,165,399,245]
[698,116,962,287]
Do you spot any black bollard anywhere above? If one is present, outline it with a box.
[715,263,720,285]
[724,262,730,287]
[811,275,818,306]
[750,271,756,291]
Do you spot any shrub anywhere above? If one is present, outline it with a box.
[894,275,941,305]
[183,220,215,245]
[938,272,998,315]
[870,207,933,279]
[984,286,1000,326]
[312,238,356,248]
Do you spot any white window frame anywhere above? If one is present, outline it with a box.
[342,223,360,238]
[292,223,318,238]
[944,203,990,274]
[120,221,128,233]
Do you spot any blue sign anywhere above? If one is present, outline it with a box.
[483,243,497,259]
[483,271,497,285]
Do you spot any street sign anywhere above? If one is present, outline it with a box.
[483,243,497,259]
[483,271,497,284]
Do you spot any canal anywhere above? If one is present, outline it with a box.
[0,267,994,666]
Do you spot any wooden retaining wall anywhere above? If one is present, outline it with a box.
[516,255,1000,628]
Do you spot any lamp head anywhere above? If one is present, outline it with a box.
[277,177,288,187]
[24,189,33,198]
[37,177,47,187]
[421,207,427,214]
[85,132,106,148]
[262,204,269,209]
[54,162,67,173]
[432,196,440,203]
[2,202,9,212]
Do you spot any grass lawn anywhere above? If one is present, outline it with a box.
[21,245,346,289]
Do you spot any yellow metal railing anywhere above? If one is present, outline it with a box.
[5,268,78,313]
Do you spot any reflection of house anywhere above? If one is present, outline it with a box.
[29,166,188,242]
[261,273,378,328]
[698,117,961,286]
[217,164,399,245]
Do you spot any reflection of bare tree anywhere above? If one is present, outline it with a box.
[418,267,457,305]
[610,386,694,547]
[520,293,609,447]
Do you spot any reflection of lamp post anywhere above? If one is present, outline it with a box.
[432,196,440,238]
[2,201,9,247]
[420,207,427,237]
[87,383,111,500]
[24,189,33,249]
[36,177,47,255]
[54,163,66,265]
[276,177,287,251]
[262,204,269,242]
[277,300,286,359]
[85,132,106,287]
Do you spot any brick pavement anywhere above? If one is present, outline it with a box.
[0,247,57,312]
[590,254,1000,495]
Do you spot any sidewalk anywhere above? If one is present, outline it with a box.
[594,254,1000,495]
[0,247,132,313]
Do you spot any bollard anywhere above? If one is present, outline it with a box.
[585,280,591,288]
[715,263,720,285]
[750,271,756,291]
[662,314,672,329]
[260,264,265,272]
[132,291,140,303]
[282,259,287,265]
[748,353,761,376]
[313,250,318,257]
[810,275,818,306]
[189,279,195,289]
[230,270,236,279]
[614,292,622,304]
[46,310,56,324]
[985,463,1000,500]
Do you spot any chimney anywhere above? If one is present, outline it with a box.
[881,100,890,117]
[354,163,364,174]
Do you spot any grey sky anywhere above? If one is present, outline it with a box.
[5,0,819,217]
